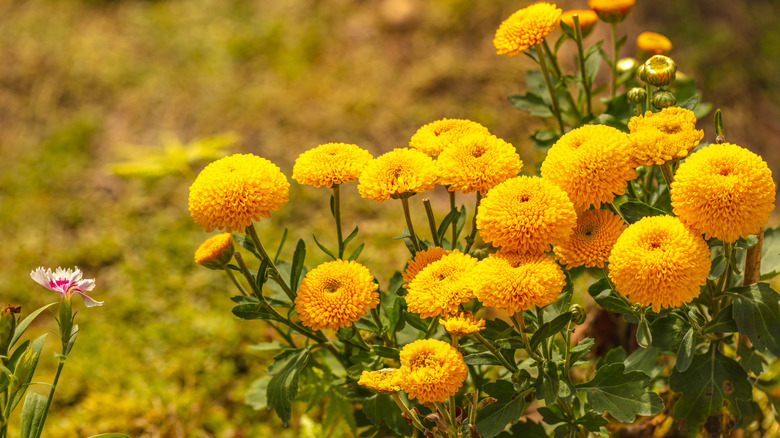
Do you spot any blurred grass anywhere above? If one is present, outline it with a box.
[0,0,777,436]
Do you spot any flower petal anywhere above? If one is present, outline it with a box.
[30,267,57,292]
[76,290,104,307]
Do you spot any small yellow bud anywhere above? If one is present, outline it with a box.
[652,90,677,109]
[569,304,587,325]
[627,87,648,104]
[642,55,677,87]
[194,233,235,270]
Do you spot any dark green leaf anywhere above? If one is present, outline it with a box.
[536,362,559,405]
[348,243,364,261]
[759,227,780,279]
[570,337,594,364]
[624,346,661,378]
[312,233,336,261]
[235,233,261,258]
[273,228,289,263]
[676,329,695,372]
[322,387,357,437]
[677,95,698,110]
[708,255,728,280]
[701,305,737,334]
[530,128,559,150]
[726,283,780,356]
[20,391,48,438]
[670,346,752,432]
[388,271,405,296]
[245,376,270,410]
[437,207,458,244]
[734,235,758,250]
[619,201,666,224]
[576,363,664,423]
[363,394,413,436]
[530,312,573,350]
[588,277,633,314]
[290,239,306,291]
[342,226,359,248]
[232,303,276,321]
[526,69,547,97]
[508,93,553,117]
[543,275,573,321]
[464,352,504,366]
[266,348,310,426]
[497,419,547,438]
[476,396,525,438]
[650,312,690,351]
[9,334,46,413]
[372,346,400,361]
[484,380,516,399]
[636,317,652,349]
[538,406,565,425]
[737,343,764,376]
[10,302,57,349]
[402,311,429,332]
[387,297,404,335]
[575,410,609,431]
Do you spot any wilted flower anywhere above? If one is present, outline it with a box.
[30,267,102,307]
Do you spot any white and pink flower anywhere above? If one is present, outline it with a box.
[30,267,103,307]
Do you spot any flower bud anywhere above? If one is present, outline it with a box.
[0,305,21,356]
[636,31,673,55]
[194,233,235,270]
[616,57,639,76]
[587,0,636,23]
[642,55,677,87]
[560,10,599,38]
[636,63,648,82]
[653,90,677,109]
[627,87,647,104]
[569,304,587,325]
[9,346,37,393]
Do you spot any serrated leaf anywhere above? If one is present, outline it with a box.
[476,396,525,438]
[670,346,752,432]
[20,391,48,438]
[266,348,310,426]
[619,201,666,224]
[676,329,695,372]
[726,283,780,356]
[576,363,664,423]
[245,376,270,410]
[570,337,594,364]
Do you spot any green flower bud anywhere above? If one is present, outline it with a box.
[0,304,21,357]
[636,63,648,82]
[627,87,647,104]
[642,55,677,87]
[653,90,677,109]
[569,304,587,325]
[9,346,37,393]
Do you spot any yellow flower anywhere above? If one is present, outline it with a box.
[560,9,599,37]
[476,176,577,253]
[294,260,379,331]
[636,31,673,55]
[628,108,704,165]
[358,368,402,394]
[402,247,452,288]
[405,252,478,318]
[608,215,710,312]
[398,339,467,403]
[409,118,491,157]
[671,143,776,242]
[494,2,563,57]
[437,132,522,195]
[357,148,437,202]
[188,154,289,232]
[292,142,373,188]
[587,0,635,22]
[440,311,486,336]
[194,233,234,269]
[554,209,626,269]
[541,124,638,212]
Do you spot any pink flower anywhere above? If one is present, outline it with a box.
[30,267,103,307]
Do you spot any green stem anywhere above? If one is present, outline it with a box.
[225,268,249,297]
[474,332,518,372]
[660,162,675,188]
[542,40,581,121]
[645,83,653,112]
[449,191,458,250]
[626,180,639,199]
[563,321,573,375]
[511,314,545,363]
[643,164,656,201]
[423,198,441,247]
[424,316,440,338]
[371,308,394,347]
[463,192,482,254]
[246,224,296,302]
[572,14,592,116]
[333,184,345,259]
[353,330,372,351]
[32,360,65,438]
[536,308,550,360]
[607,202,627,223]
[392,393,426,433]
[400,197,421,253]
[610,22,619,98]
[535,42,565,135]
[448,398,458,437]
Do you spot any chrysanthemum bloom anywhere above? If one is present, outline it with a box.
[671,143,776,242]
[292,142,373,188]
[554,209,626,268]
[358,368,402,394]
[628,108,704,165]
[608,215,710,312]
[294,260,379,330]
[357,148,437,202]
[405,252,478,318]
[398,339,468,403]
[469,250,565,314]
[437,132,522,195]
[402,247,452,288]
[636,31,673,55]
[30,267,103,307]
[476,176,577,253]
[587,0,635,22]
[560,9,598,37]
[409,118,491,157]
[194,233,234,269]
[188,154,289,232]
[439,311,486,336]
[540,124,638,212]
[494,2,562,57]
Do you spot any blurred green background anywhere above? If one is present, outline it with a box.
[0,0,777,436]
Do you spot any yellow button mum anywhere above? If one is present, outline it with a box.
[402,247,452,288]
[494,2,562,57]
[636,31,673,55]
[409,118,490,157]
[554,209,626,269]
[470,250,565,314]
[292,142,373,188]
[294,260,379,331]
[357,148,437,202]
[358,368,402,394]
[194,233,234,270]
[405,252,478,318]
[437,132,522,195]
[541,124,638,212]
[440,311,485,336]
[671,143,776,242]
[608,215,710,312]
[188,154,290,232]
[398,339,467,403]
[476,176,577,253]
[628,108,704,165]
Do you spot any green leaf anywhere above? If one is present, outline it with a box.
[587,277,633,314]
[670,346,752,432]
[759,227,780,279]
[636,316,652,349]
[342,226,359,248]
[20,391,48,438]
[476,396,525,438]
[575,410,609,431]
[708,255,728,280]
[650,312,690,351]
[266,348,310,426]
[387,297,404,334]
[737,343,764,376]
[10,302,57,349]
[570,337,594,364]
[290,239,306,291]
[312,233,336,260]
[624,346,662,378]
[464,352,503,366]
[734,234,758,250]
[497,419,547,438]
[245,376,270,410]
[232,303,276,321]
[676,329,695,372]
[363,394,413,437]
[10,334,46,413]
[273,228,288,263]
[701,305,737,334]
[372,346,400,361]
[576,363,664,423]
[677,95,698,110]
[402,311,429,332]
[530,312,572,350]
[437,207,458,243]
[535,362,559,405]
[530,128,559,150]
[619,201,666,224]
[508,93,553,117]
[322,387,356,437]
[347,243,364,261]
[725,283,780,356]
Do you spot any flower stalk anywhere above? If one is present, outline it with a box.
[535,43,565,135]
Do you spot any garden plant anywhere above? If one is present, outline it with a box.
[188,1,780,437]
